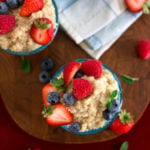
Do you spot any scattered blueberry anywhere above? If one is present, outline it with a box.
[74,70,84,78]
[18,0,24,5]
[0,2,9,14]
[63,93,75,106]
[41,58,54,71]
[108,99,120,113]
[68,122,81,132]
[39,71,50,83]
[6,0,19,9]
[103,109,113,120]
[46,92,60,105]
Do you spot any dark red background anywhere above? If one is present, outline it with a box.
[0,96,150,150]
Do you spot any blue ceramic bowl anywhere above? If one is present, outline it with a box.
[51,59,123,135]
[0,0,59,56]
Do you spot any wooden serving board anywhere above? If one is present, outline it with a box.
[0,15,150,144]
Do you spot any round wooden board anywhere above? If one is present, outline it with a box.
[0,15,150,144]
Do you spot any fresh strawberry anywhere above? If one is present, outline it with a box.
[72,78,93,100]
[20,0,44,17]
[43,104,74,126]
[110,110,134,134]
[137,40,150,59]
[0,15,16,34]
[63,61,80,85]
[125,0,148,13]
[81,60,102,79]
[30,18,54,45]
[42,83,56,106]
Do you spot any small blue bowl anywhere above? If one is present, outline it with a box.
[0,0,59,56]
[51,59,123,135]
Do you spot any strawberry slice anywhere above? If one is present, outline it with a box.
[125,0,148,12]
[20,0,44,17]
[110,110,134,134]
[42,83,56,106]
[43,104,74,126]
[63,61,80,85]
[30,18,54,45]
[137,40,150,59]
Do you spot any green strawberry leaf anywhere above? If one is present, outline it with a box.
[21,59,31,73]
[120,141,128,150]
[43,105,54,118]
[121,75,139,84]
[53,78,66,92]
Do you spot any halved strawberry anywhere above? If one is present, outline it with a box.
[42,83,56,106]
[43,104,74,126]
[137,40,150,59]
[30,18,54,45]
[81,60,102,78]
[110,110,134,134]
[125,0,148,12]
[20,0,44,17]
[63,61,80,85]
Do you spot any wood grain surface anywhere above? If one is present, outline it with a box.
[0,15,150,144]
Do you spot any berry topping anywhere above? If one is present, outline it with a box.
[41,58,54,71]
[6,0,19,9]
[110,110,134,134]
[81,60,102,78]
[74,70,84,78]
[30,18,54,45]
[0,2,8,14]
[125,0,148,13]
[103,109,113,120]
[72,78,93,100]
[43,104,74,126]
[108,99,120,113]
[42,83,56,106]
[63,93,75,106]
[68,122,81,132]
[46,92,60,105]
[137,40,150,59]
[38,71,50,84]
[0,15,16,34]
[63,61,80,85]
[20,0,44,17]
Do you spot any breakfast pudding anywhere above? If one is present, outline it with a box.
[42,59,122,134]
[0,0,57,52]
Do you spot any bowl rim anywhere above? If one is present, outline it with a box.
[0,0,59,56]
[51,58,123,135]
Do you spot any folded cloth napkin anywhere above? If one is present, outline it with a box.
[54,0,142,59]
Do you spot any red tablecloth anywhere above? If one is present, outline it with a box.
[0,96,150,150]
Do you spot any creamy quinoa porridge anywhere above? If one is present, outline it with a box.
[0,0,56,52]
[65,69,119,132]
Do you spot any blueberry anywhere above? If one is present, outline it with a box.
[74,70,84,78]
[103,109,113,120]
[63,93,75,106]
[0,2,9,14]
[18,0,24,5]
[46,92,60,105]
[41,58,54,71]
[6,0,19,9]
[39,71,50,83]
[108,99,120,113]
[68,122,81,132]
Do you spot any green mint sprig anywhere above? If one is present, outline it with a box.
[52,78,66,92]
[106,90,118,108]
[21,57,31,73]
[120,141,128,150]
[121,75,139,84]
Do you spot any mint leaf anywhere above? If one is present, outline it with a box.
[121,75,139,84]
[106,101,112,108]
[109,90,118,99]
[53,78,64,87]
[21,59,31,73]
[120,141,128,150]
